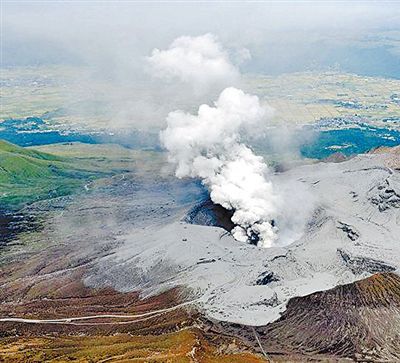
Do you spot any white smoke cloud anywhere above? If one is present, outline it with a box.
[147,34,240,92]
[161,87,280,247]
[155,34,314,247]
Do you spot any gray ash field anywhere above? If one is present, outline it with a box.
[2,4,400,360]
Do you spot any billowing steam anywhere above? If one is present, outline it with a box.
[147,34,239,92]
[160,87,280,247]
[154,34,313,247]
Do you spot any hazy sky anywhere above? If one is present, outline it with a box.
[3,1,400,78]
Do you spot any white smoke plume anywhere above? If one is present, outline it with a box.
[160,87,280,247]
[147,34,240,92]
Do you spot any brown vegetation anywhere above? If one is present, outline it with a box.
[0,329,266,363]
[209,272,400,361]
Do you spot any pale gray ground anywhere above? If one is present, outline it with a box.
[81,151,400,326]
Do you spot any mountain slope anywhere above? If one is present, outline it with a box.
[256,272,400,361]
[0,140,100,209]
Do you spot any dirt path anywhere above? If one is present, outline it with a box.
[0,298,200,325]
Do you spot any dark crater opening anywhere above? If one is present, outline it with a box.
[186,197,276,246]
[185,197,235,232]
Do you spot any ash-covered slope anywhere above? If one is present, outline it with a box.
[256,272,400,361]
[85,147,400,326]
[212,272,400,361]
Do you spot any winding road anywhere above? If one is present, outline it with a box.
[0,299,201,326]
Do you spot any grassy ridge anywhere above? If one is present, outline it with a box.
[0,140,104,210]
[0,140,167,210]
[0,330,265,362]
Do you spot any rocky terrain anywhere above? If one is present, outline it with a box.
[262,272,400,361]
[1,144,399,362]
[211,272,400,362]
[81,146,400,326]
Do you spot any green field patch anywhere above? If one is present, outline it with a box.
[0,140,136,210]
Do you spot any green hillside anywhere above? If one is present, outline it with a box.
[0,140,102,210]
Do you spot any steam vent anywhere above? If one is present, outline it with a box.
[2,3,400,362]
